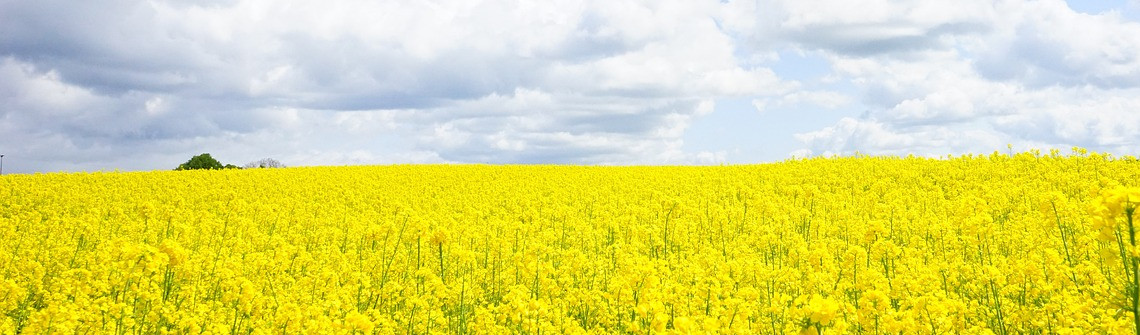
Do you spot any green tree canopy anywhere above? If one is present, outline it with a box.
[177,153,225,170]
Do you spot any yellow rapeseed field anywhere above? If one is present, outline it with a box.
[4,149,1140,334]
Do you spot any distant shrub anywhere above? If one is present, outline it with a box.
[244,158,285,169]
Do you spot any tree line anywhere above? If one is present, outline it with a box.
[176,153,285,170]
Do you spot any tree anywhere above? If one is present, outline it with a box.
[244,158,285,169]
[176,153,225,170]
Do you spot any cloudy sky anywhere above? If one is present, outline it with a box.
[2,0,1140,173]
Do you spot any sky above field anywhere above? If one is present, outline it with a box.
[2,0,1140,172]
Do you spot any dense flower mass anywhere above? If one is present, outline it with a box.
[3,149,1140,334]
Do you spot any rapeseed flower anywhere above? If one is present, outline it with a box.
[0,152,1137,333]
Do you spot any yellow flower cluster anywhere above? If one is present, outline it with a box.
[2,149,1140,334]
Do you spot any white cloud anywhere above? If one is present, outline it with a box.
[795,117,914,155]
[799,43,1140,155]
[787,149,812,159]
[751,99,769,114]
[974,0,1140,88]
[796,50,1140,156]
[780,0,1140,158]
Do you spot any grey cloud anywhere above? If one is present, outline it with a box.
[434,140,616,165]
[785,22,990,56]
[721,0,996,57]
[412,95,707,164]
[1,0,776,172]
[0,1,213,95]
[271,34,596,111]
[555,112,666,134]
